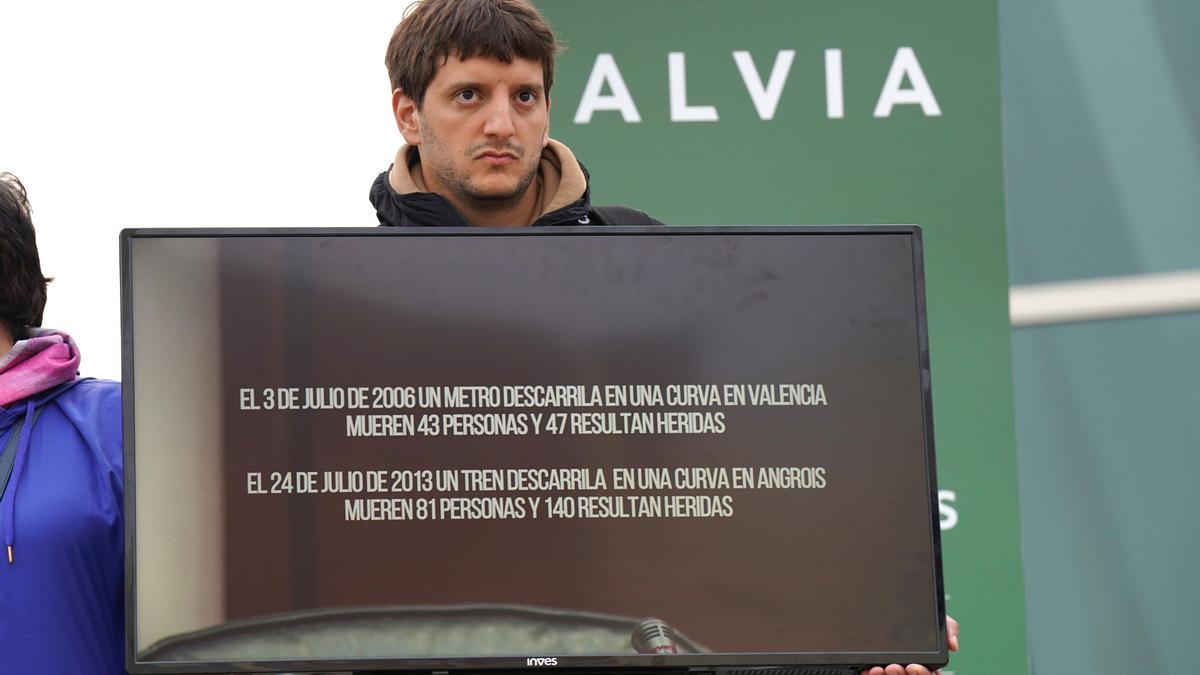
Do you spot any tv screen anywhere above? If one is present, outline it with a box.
[122,226,947,674]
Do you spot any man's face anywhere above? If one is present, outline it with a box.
[395,55,550,211]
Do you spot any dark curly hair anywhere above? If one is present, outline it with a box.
[0,173,52,340]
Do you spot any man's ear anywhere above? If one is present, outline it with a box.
[542,97,551,148]
[393,89,423,145]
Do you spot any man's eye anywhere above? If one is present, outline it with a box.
[517,91,536,104]
[457,90,477,102]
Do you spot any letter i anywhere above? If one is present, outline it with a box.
[825,49,844,119]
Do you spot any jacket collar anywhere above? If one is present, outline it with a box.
[370,139,593,228]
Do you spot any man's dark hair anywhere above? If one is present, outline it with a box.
[0,173,51,340]
[385,0,560,108]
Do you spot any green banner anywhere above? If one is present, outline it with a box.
[539,2,1027,673]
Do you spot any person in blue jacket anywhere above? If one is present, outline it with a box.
[0,172,125,673]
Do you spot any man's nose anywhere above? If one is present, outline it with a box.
[482,98,517,139]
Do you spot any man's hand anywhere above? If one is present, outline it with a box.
[859,615,959,675]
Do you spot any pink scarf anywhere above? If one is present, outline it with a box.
[0,328,81,407]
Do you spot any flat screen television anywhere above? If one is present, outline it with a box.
[121,226,947,674]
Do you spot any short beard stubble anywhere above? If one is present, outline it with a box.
[422,122,542,214]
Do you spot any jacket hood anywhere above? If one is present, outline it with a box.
[370,139,595,227]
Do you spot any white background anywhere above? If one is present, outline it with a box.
[1,2,419,379]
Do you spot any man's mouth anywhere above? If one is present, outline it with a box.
[476,150,519,165]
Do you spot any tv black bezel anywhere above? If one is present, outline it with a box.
[120,225,948,674]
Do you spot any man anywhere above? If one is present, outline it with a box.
[369,0,660,228]
[369,3,958,674]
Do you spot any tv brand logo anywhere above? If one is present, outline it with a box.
[526,657,559,666]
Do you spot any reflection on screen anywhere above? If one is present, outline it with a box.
[128,230,939,666]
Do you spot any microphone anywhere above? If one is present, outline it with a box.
[631,618,679,655]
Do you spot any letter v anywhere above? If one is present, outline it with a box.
[733,50,795,120]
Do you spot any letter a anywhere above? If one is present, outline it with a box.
[575,53,642,123]
[874,47,942,118]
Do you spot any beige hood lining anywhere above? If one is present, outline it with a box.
[387,139,586,223]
